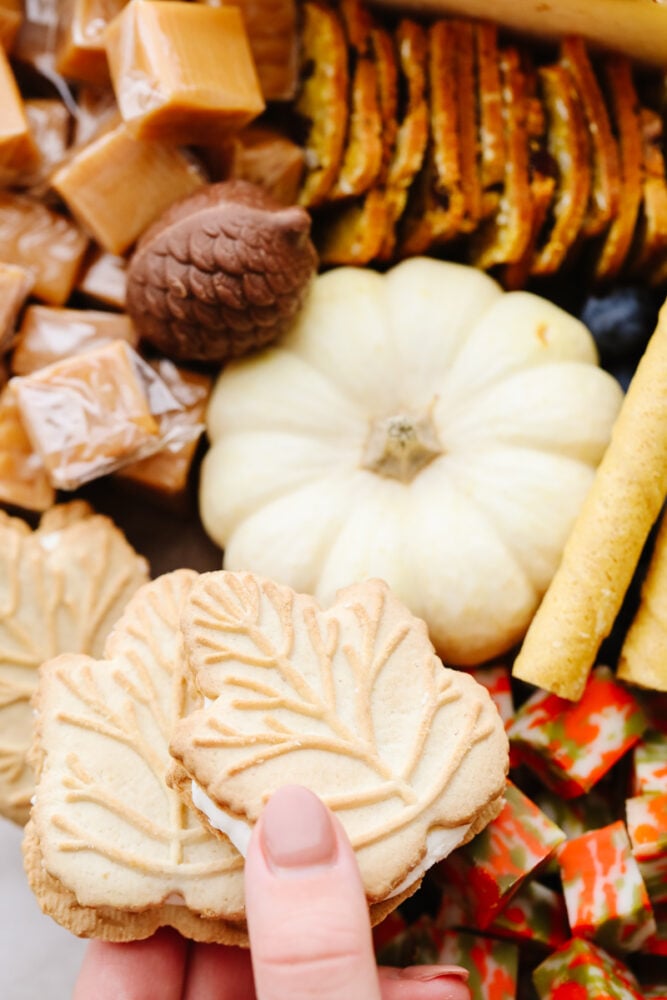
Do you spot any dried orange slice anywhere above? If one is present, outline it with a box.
[329,0,383,200]
[531,63,591,276]
[561,36,620,239]
[377,18,429,260]
[296,2,349,208]
[469,47,532,271]
[593,56,643,282]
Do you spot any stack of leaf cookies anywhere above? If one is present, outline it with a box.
[296,0,667,285]
[24,569,509,942]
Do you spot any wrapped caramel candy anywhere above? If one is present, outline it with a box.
[0,264,33,353]
[197,0,298,102]
[75,249,127,310]
[11,341,160,489]
[21,98,71,191]
[56,0,126,85]
[0,386,55,512]
[0,0,21,52]
[13,0,59,74]
[11,341,207,490]
[72,85,118,147]
[11,306,138,375]
[117,361,211,505]
[0,193,89,305]
[50,120,204,254]
[105,0,265,144]
[220,126,305,206]
[0,46,40,186]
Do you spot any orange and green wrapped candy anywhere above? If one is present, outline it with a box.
[438,781,566,928]
[507,666,647,797]
[636,690,667,734]
[437,930,519,1000]
[465,665,514,725]
[374,915,443,967]
[641,903,667,956]
[631,731,667,795]
[533,938,643,999]
[487,878,570,951]
[558,820,656,952]
[372,910,408,956]
[626,791,667,903]
[534,786,614,840]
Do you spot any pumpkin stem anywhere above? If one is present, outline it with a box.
[361,411,443,483]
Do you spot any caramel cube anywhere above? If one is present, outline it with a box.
[0,263,33,353]
[0,386,55,511]
[76,249,127,309]
[12,340,160,489]
[12,305,138,375]
[0,193,89,305]
[198,0,298,102]
[0,46,39,184]
[50,120,204,254]
[56,0,127,85]
[117,361,211,501]
[224,125,305,205]
[72,85,119,147]
[0,0,22,52]
[22,98,71,188]
[105,0,265,143]
[13,0,59,73]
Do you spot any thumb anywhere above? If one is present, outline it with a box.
[244,784,382,1000]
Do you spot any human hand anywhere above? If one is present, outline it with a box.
[73,785,471,1000]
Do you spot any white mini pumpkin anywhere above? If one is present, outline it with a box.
[200,258,623,666]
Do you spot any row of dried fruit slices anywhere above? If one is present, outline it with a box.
[295,0,667,288]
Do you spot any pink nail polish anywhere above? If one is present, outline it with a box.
[260,785,337,872]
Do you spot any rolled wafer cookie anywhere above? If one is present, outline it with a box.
[618,511,667,692]
[513,297,667,701]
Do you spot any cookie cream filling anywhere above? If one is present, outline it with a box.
[191,781,471,899]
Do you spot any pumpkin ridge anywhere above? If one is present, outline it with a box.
[223,474,359,591]
[445,445,597,591]
[430,464,537,599]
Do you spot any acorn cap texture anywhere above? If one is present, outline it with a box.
[126,180,318,363]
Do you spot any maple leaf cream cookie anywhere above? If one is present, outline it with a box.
[170,571,509,914]
[25,571,246,944]
[0,500,148,825]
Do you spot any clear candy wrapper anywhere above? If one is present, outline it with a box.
[10,341,205,491]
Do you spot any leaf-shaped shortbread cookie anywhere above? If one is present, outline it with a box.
[170,572,509,903]
[0,501,148,824]
[25,571,246,943]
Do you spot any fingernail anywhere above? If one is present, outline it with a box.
[402,965,469,982]
[261,785,337,873]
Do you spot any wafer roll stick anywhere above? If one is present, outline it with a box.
[618,511,667,692]
[368,0,667,68]
[513,298,667,701]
